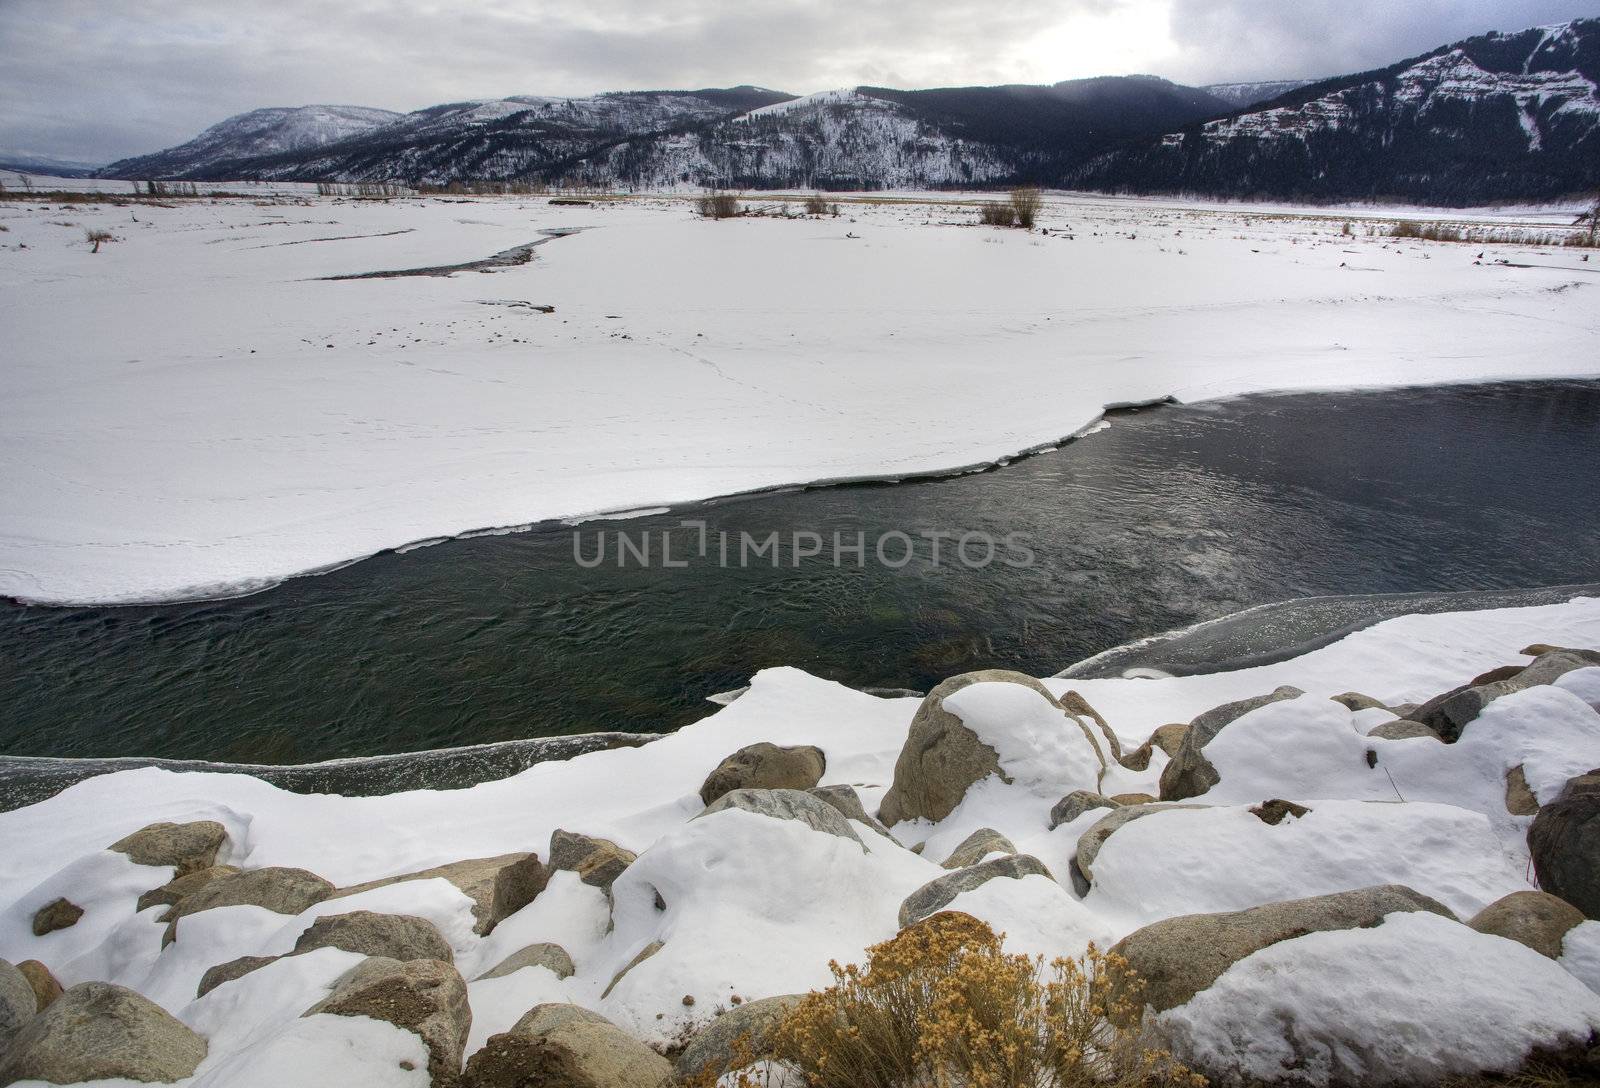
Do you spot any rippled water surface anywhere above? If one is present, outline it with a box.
[3,381,1598,763]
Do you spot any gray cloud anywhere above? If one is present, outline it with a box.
[1166,0,1600,82]
[2,0,1597,164]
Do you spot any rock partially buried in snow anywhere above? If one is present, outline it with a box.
[202,910,456,996]
[1529,768,1600,918]
[0,960,33,1053]
[475,942,576,981]
[196,954,280,999]
[601,940,664,999]
[698,742,826,806]
[547,830,637,892]
[878,670,1050,826]
[109,819,229,876]
[1049,790,1118,830]
[881,670,1109,827]
[15,961,62,1012]
[164,866,334,945]
[30,897,82,936]
[1367,720,1440,741]
[1249,798,1312,825]
[1074,803,1207,886]
[1152,910,1600,1087]
[807,783,894,837]
[899,854,1053,928]
[1119,723,1188,772]
[136,864,240,917]
[1110,884,1455,1014]
[696,787,864,846]
[305,957,471,1087]
[1160,686,1304,800]
[675,993,804,1085]
[1468,890,1586,959]
[1412,649,1600,742]
[462,1002,673,1088]
[295,910,455,963]
[940,827,1016,869]
[0,981,207,1085]
[335,853,548,936]
[1505,765,1540,815]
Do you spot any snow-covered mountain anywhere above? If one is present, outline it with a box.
[1200,80,1314,109]
[1075,19,1600,203]
[99,89,794,184]
[93,20,1600,200]
[96,80,1225,189]
[576,77,1229,189]
[102,105,403,178]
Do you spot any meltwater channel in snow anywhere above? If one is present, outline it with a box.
[2,380,1597,769]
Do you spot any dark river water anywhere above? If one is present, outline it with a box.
[3,381,1598,766]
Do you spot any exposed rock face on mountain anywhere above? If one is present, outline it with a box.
[101,105,403,178]
[1073,20,1600,204]
[1201,80,1314,109]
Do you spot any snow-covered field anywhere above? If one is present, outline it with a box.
[2,183,1596,604]
[2,597,1599,1085]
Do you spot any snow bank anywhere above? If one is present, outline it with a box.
[1156,911,1600,1086]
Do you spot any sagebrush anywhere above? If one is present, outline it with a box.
[709,911,1202,1088]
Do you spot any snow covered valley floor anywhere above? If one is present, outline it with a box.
[3,598,1600,1086]
[2,187,1598,606]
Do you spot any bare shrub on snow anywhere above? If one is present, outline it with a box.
[84,228,114,253]
[978,200,1018,227]
[1011,187,1043,229]
[697,192,743,219]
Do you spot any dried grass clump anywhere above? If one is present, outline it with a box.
[84,228,114,252]
[1011,187,1043,229]
[741,911,1202,1088]
[979,201,1018,227]
[804,192,830,215]
[697,192,743,219]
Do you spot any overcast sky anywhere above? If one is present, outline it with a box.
[3,0,1597,164]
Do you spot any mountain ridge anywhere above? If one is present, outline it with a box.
[95,19,1600,203]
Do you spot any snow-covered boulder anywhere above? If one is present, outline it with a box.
[165,867,335,940]
[675,993,804,1086]
[0,981,208,1085]
[1110,885,1454,1013]
[1529,768,1600,918]
[1411,648,1600,741]
[463,1002,672,1088]
[333,853,548,937]
[1160,686,1304,800]
[698,742,826,806]
[1084,800,1526,927]
[599,801,926,1041]
[547,830,636,893]
[879,671,1106,827]
[1049,790,1118,830]
[110,820,231,877]
[1153,911,1600,1086]
[695,788,862,846]
[1468,890,1586,958]
[304,956,470,1086]
[939,827,1016,869]
[899,854,1053,928]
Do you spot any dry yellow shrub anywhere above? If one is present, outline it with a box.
[742,911,1205,1088]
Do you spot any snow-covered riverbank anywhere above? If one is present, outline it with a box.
[2,188,1596,605]
[2,596,1599,1085]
